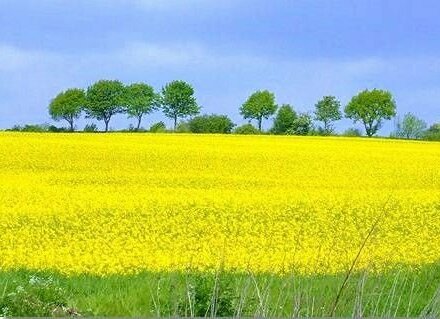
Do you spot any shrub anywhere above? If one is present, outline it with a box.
[22,124,50,132]
[176,121,190,133]
[343,127,363,137]
[48,125,69,132]
[118,125,148,133]
[8,124,50,132]
[188,114,235,134]
[314,126,331,136]
[233,124,259,135]
[307,127,324,136]
[177,274,236,317]
[83,123,98,132]
[423,123,440,141]
[8,125,23,131]
[149,121,167,133]
[0,275,78,317]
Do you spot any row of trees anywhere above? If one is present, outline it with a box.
[49,80,199,132]
[48,79,436,139]
[241,90,438,139]
[240,89,397,137]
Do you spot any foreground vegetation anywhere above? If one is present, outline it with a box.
[1,264,439,317]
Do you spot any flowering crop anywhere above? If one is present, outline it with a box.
[0,133,439,275]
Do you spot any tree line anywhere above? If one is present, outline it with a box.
[48,80,200,132]
[16,79,437,140]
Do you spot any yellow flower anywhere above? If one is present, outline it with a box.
[0,133,438,275]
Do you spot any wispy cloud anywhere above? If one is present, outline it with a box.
[1,42,439,128]
[5,41,435,76]
[0,42,265,74]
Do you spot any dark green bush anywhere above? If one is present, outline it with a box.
[342,127,363,137]
[83,123,98,132]
[424,123,440,141]
[8,124,51,132]
[233,123,259,135]
[176,121,190,133]
[48,125,69,132]
[22,124,49,132]
[188,114,235,134]
[149,121,167,133]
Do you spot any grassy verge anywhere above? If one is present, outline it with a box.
[0,263,439,317]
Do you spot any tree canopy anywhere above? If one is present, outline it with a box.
[345,89,396,137]
[394,113,427,139]
[160,80,200,130]
[124,83,158,130]
[48,88,85,131]
[271,104,297,134]
[84,80,126,132]
[314,96,342,134]
[240,90,277,131]
[288,113,313,136]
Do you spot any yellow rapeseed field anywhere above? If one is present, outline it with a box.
[0,133,439,275]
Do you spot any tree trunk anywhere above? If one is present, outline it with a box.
[365,124,373,137]
[137,116,142,131]
[174,115,178,131]
[324,121,329,134]
[69,120,74,132]
[104,119,110,132]
[258,117,262,132]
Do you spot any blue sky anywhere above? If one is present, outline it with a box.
[1,0,439,132]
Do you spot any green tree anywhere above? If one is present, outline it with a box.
[288,113,313,135]
[160,80,200,130]
[394,113,427,139]
[84,80,125,132]
[188,114,235,134]
[271,104,297,134]
[124,83,158,130]
[240,90,277,131]
[314,96,342,134]
[345,89,397,137]
[48,88,85,131]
